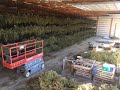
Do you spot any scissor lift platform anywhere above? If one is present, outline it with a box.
[1,39,44,77]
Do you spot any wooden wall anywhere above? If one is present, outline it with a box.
[111,18,120,38]
[96,16,120,37]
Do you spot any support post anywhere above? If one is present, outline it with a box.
[63,57,67,70]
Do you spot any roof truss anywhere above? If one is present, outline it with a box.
[0,0,120,17]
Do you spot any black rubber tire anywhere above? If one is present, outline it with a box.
[24,72,30,77]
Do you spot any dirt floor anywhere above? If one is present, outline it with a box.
[0,37,94,90]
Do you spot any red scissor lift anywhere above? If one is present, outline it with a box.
[1,39,44,77]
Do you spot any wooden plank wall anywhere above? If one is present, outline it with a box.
[96,16,120,37]
[111,18,120,37]
[96,17,111,37]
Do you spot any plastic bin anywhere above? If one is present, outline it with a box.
[102,63,115,72]
[102,63,109,71]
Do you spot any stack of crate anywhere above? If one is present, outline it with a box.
[71,57,96,79]
[93,65,115,85]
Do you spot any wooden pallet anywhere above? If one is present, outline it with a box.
[71,57,96,79]
[93,76,114,85]
[93,65,115,85]
[75,69,92,79]
[96,65,115,79]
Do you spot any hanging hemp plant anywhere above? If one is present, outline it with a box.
[0,13,96,53]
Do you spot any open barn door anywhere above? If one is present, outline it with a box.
[115,23,120,38]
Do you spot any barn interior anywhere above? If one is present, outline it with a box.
[0,0,120,90]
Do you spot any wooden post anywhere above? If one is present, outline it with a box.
[117,64,120,74]
[118,76,120,86]
[63,57,67,70]
[96,16,99,36]
[109,18,113,37]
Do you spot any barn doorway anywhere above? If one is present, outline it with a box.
[114,23,120,38]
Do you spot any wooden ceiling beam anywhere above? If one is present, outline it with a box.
[0,0,120,17]
[63,0,114,3]
[0,2,69,17]
[39,2,120,16]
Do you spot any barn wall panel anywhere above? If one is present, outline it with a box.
[96,17,111,37]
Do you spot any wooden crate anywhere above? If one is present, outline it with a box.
[63,56,98,79]
[75,68,92,79]
[71,58,96,79]
[96,65,115,79]
[93,65,115,85]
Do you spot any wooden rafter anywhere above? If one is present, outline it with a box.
[0,0,120,17]
[63,0,113,3]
